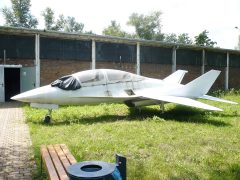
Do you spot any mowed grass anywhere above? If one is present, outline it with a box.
[25,91,240,179]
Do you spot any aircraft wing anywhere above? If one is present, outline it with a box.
[199,95,238,104]
[134,91,222,111]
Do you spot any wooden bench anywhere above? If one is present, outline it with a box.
[41,144,77,180]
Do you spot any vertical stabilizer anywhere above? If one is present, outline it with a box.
[171,70,220,98]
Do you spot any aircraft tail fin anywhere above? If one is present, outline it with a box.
[163,70,188,84]
[173,70,221,98]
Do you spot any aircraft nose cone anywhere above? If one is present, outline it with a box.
[11,91,34,102]
[11,94,24,101]
[11,85,57,103]
[11,87,43,102]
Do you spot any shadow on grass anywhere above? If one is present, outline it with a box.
[211,164,240,179]
[32,105,233,127]
[130,106,232,127]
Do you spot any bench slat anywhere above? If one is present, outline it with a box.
[47,145,69,180]
[53,144,71,171]
[60,144,77,165]
[41,145,60,180]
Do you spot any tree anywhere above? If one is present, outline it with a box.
[164,33,178,43]
[53,14,84,33]
[41,9,84,33]
[63,16,84,33]
[2,0,38,28]
[177,33,193,45]
[194,30,216,47]
[41,7,55,30]
[127,11,163,40]
[163,33,193,44]
[102,20,129,37]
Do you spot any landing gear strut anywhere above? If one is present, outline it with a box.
[44,109,52,124]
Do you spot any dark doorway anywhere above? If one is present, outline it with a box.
[4,68,20,101]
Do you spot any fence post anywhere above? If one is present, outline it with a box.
[172,46,176,73]
[225,52,229,90]
[35,34,40,88]
[3,50,6,64]
[136,42,140,75]
[92,39,96,69]
[201,49,205,74]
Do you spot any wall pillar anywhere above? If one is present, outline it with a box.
[136,42,140,75]
[201,49,205,74]
[92,40,96,69]
[225,52,229,90]
[35,34,40,87]
[172,46,176,73]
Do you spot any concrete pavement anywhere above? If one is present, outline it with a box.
[0,102,35,180]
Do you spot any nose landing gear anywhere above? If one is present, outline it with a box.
[44,109,52,124]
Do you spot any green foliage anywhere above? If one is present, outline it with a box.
[102,20,132,38]
[41,7,84,33]
[177,33,193,45]
[41,7,55,30]
[164,33,178,43]
[25,92,240,179]
[194,30,217,47]
[2,0,38,28]
[127,11,163,40]
[62,16,84,33]
[163,33,193,45]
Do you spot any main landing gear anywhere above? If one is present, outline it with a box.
[44,109,52,124]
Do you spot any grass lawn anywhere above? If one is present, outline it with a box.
[25,91,240,179]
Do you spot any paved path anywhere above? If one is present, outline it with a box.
[0,102,35,180]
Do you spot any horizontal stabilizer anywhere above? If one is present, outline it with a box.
[200,95,238,104]
[164,70,188,84]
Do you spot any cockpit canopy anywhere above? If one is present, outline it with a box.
[51,69,145,90]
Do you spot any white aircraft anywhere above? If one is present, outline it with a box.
[12,69,237,123]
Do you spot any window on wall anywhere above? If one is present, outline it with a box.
[205,51,227,67]
[229,54,240,68]
[40,37,91,60]
[140,46,172,64]
[176,49,202,66]
[0,34,35,59]
[96,42,136,63]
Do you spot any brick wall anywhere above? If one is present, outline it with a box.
[40,59,91,85]
[141,64,172,79]
[229,67,240,89]
[176,65,202,84]
[1,58,240,90]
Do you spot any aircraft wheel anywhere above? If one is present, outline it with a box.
[44,115,51,124]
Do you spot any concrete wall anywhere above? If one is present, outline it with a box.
[0,59,34,67]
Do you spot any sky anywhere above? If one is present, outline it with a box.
[0,0,239,49]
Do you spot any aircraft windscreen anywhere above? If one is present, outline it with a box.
[76,70,104,85]
[106,70,132,82]
[51,75,81,90]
